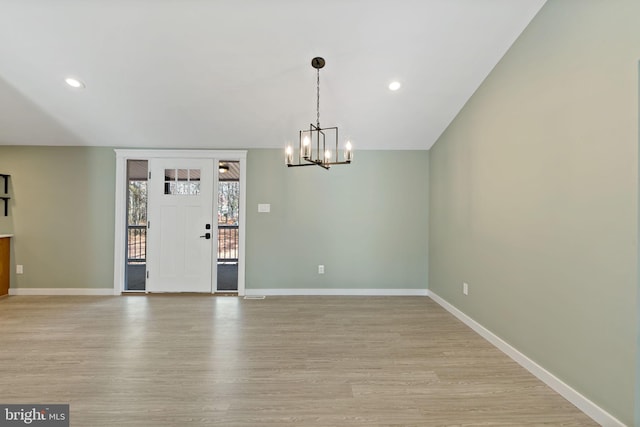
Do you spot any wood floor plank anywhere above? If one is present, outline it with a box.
[0,296,597,426]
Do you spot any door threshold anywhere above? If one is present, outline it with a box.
[213,292,238,296]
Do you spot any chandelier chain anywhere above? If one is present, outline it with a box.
[316,68,320,128]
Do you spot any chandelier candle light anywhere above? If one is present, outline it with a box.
[286,57,353,170]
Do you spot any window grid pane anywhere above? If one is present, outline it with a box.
[164,168,201,195]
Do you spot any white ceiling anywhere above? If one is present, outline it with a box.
[0,0,546,150]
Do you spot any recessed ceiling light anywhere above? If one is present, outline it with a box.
[65,77,85,89]
[388,81,401,91]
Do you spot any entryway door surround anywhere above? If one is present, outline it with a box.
[113,149,247,296]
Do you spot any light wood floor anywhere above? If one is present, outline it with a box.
[0,296,597,426]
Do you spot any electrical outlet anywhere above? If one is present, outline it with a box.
[463,282,468,295]
[16,265,23,275]
[318,265,325,274]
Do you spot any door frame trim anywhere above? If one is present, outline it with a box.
[113,149,247,296]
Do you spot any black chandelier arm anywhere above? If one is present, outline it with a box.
[287,160,331,170]
[286,158,351,170]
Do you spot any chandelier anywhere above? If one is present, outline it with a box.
[286,57,353,170]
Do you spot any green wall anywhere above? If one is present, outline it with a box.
[0,146,116,289]
[0,146,429,292]
[246,149,429,291]
[429,0,638,424]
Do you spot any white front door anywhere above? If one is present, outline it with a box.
[147,158,215,292]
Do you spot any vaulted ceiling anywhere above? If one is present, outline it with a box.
[0,0,546,150]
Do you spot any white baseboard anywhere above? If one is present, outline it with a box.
[244,288,429,297]
[9,288,117,296]
[427,290,625,427]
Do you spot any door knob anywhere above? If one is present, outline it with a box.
[200,233,211,239]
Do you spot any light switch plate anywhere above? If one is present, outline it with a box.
[258,204,271,213]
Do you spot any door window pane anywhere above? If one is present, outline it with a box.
[164,168,201,195]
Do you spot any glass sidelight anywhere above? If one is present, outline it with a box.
[217,160,240,291]
[125,160,148,291]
